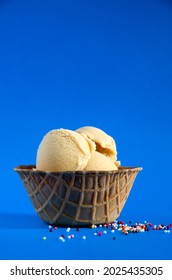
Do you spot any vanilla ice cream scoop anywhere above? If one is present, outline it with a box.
[36,129,95,172]
[84,151,118,171]
[76,126,117,162]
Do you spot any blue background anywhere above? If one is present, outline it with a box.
[0,0,172,260]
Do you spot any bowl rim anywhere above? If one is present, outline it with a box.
[14,165,143,174]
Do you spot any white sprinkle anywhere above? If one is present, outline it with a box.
[164,230,167,233]
[42,236,46,240]
[99,224,102,227]
[111,229,115,233]
[94,232,97,235]
[67,236,71,239]
[66,227,71,232]
[144,221,147,224]
[103,230,107,234]
[82,236,86,240]
[94,225,97,228]
[48,225,52,229]
[59,236,64,240]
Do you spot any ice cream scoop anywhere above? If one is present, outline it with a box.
[36,129,95,172]
[76,126,117,162]
[84,151,118,171]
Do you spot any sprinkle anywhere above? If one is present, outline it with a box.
[93,232,97,235]
[54,226,58,230]
[99,224,102,228]
[76,228,80,231]
[59,236,65,242]
[42,236,46,240]
[71,234,74,238]
[48,225,52,229]
[66,227,71,232]
[103,230,107,234]
[111,229,115,233]
[91,225,95,228]
[49,228,53,232]
[98,232,103,236]
[82,236,86,240]
[113,237,116,240]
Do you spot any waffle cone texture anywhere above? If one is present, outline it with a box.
[14,165,142,226]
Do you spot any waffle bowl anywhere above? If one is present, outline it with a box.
[14,165,142,226]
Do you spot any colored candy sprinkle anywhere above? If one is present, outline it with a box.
[43,220,172,243]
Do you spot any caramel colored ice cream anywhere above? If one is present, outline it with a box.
[76,126,117,162]
[36,129,95,172]
[84,151,118,171]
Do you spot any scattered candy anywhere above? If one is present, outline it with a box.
[42,220,172,243]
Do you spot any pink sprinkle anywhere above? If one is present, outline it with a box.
[98,232,103,236]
